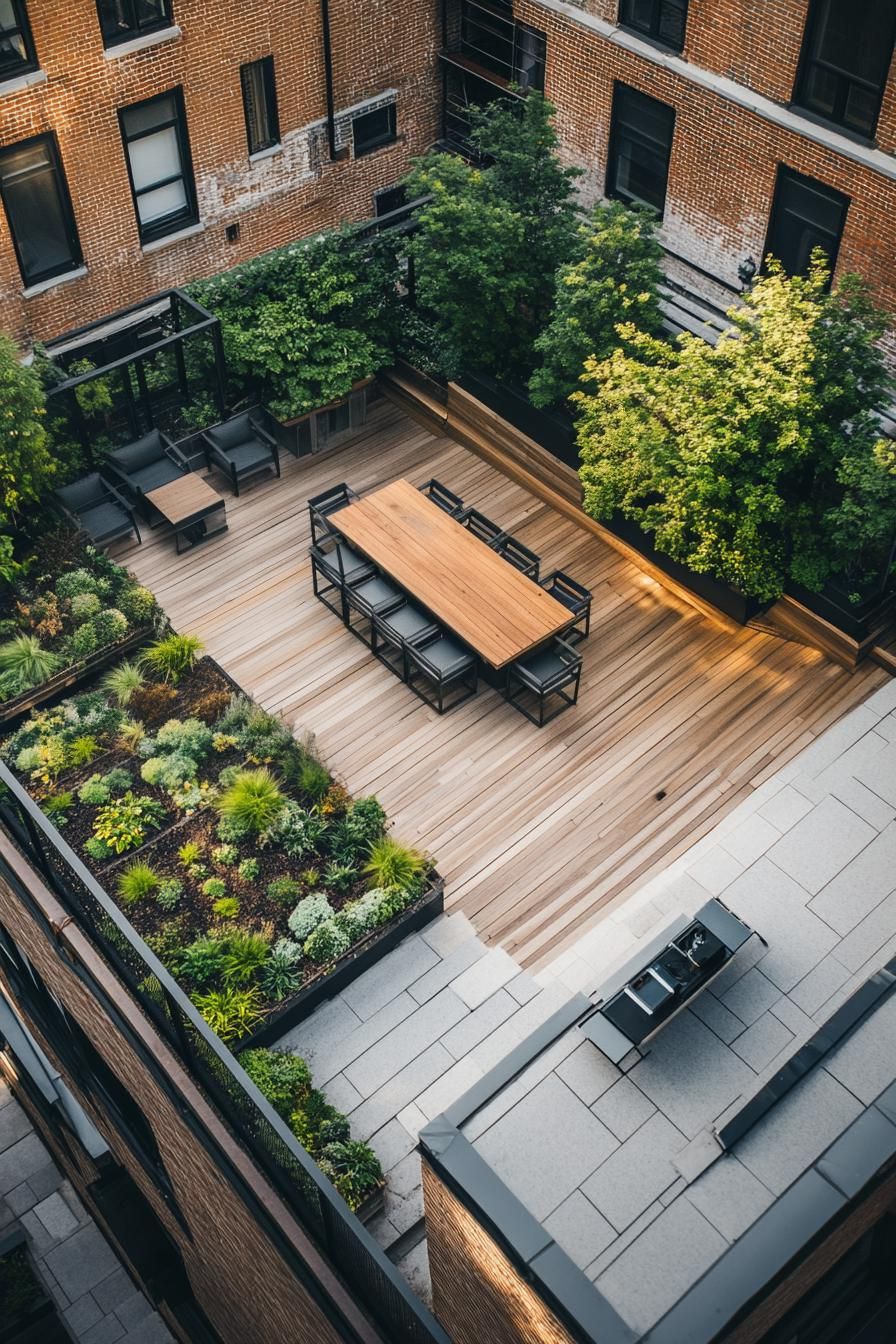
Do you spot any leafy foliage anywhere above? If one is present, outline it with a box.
[364,835,429,894]
[140,633,203,684]
[287,892,334,942]
[217,767,285,835]
[0,333,54,532]
[193,985,265,1042]
[117,862,160,905]
[0,635,61,697]
[92,791,167,855]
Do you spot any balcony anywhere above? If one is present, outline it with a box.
[439,0,547,152]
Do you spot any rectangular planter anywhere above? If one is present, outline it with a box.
[237,875,446,1049]
[785,579,896,644]
[264,378,374,459]
[456,371,579,471]
[0,626,154,729]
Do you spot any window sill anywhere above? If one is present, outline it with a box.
[103,25,181,60]
[785,102,876,148]
[140,221,205,254]
[354,137,399,160]
[249,143,283,163]
[0,68,47,97]
[22,265,88,299]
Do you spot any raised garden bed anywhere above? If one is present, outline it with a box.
[264,377,374,458]
[786,577,896,644]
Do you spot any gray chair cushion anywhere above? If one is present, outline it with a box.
[518,647,574,686]
[78,501,132,542]
[207,414,253,451]
[56,473,106,511]
[211,438,272,472]
[348,576,402,610]
[381,604,438,643]
[108,431,166,473]
[129,459,184,493]
[415,637,473,676]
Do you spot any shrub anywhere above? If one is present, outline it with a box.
[217,768,284,835]
[219,929,271,985]
[128,682,177,725]
[212,844,239,867]
[70,592,101,622]
[70,623,98,658]
[151,716,213,760]
[317,1140,382,1210]
[102,660,144,707]
[372,886,416,926]
[327,796,386,866]
[213,896,240,919]
[117,862,159,905]
[213,732,238,752]
[303,919,350,965]
[296,757,331,804]
[55,569,101,601]
[178,840,202,866]
[69,735,100,765]
[78,773,111,805]
[92,608,129,645]
[178,936,225,988]
[139,752,198,791]
[0,333,54,534]
[234,706,294,763]
[0,634,61,697]
[31,739,68,786]
[201,877,227,899]
[93,791,167,855]
[117,584,157,624]
[193,986,265,1042]
[115,720,145,754]
[323,861,356,895]
[265,800,327,859]
[43,791,74,824]
[155,877,183,911]
[267,875,301,907]
[192,690,231,725]
[84,835,113,861]
[237,857,259,882]
[289,1087,340,1150]
[140,633,203,684]
[338,889,386,938]
[364,835,429,894]
[103,767,133,794]
[287,892,334,942]
[240,1048,311,1118]
[319,783,351,818]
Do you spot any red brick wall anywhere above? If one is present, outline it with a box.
[0,0,439,346]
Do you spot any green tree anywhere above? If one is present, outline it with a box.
[0,334,54,532]
[404,94,581,380]
[528,201,664,409]
[576,256,896,603]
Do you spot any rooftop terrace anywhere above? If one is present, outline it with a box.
[120,397,887,969]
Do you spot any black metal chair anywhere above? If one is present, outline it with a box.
[539,571,592,643]
[406,631,478,714]
[418,479,465,518]
[54,473,141,548]
[504,637,583,727]
[105,430,190,517]
[370,602,440,680]
[309,539,376,622]
[457,508,506,547]
[495,535,540,581]
[308,483,359,545]
[344,572,405,647]
[202,410,280,496]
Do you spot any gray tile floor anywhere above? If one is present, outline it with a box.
[0,1078,173,1344]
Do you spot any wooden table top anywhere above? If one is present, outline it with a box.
[334,478,572,667]
[146,474,224,526]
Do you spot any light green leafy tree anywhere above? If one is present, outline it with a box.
[529,201,664,409]
[576,255,896,603]
[0,334,54,533]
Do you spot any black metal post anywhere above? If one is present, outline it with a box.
[320,0,338,161]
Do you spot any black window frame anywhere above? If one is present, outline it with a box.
[763,164,850,279]
[617,0,689,53]
[606,81,676,218]
[352,102,397,157]
[792,0,896,140]
[118,86,198,245]
[240,55,280,156]
[96,0,173,49]
[0,132,82,288]
[0,0,38,79]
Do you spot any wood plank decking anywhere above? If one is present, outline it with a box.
[118,400,888,970]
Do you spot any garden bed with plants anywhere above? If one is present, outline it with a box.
[1,633,442,1051]
[0,533,159,724]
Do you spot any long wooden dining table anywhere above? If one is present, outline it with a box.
[333,478,573,669]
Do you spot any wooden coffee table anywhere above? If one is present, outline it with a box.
[145,475,227,554]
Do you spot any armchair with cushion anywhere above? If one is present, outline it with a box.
[54,473,141,548]
[201,410,280,496]
[105,430,190,517]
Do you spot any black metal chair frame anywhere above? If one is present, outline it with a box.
[201,409,280,497]
[105,431,192,526]
[55,474,142,547]
[308,483,359,546]
[496,535,540,581]
[504,637,583,728]
[456,508,507,548]
[418,478,465,518]
[370,606,440,681]
[539,570,592,643]
[405,632,479,715]
[309,540,375,623]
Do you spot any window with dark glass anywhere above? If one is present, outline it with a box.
[97,0,172,47]
[764,166,849,277]
[793,0,896,138]
[606,83,675,215]
[0,135,82,287]
[618,0,688,52]
[119,88,197,243]
[241,56,279,155]
[352,103,397,156]
[0,0,37,78]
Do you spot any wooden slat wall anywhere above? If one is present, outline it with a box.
[116,403,887,970]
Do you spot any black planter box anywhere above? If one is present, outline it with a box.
[456,372,579,470]
[237,875,446,1048]
[785,578,896,642]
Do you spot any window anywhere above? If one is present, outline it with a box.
[0,135,82,287]
[606,83,675,215]
[352,103,397,157]
[459,0,546,92]
[97,0,172,47]
[794,0,896,138]
[119,88,197,243]
[241,56,279,155]
[618,0,688,52]
[0,0,37,78]
[764,166,849,277]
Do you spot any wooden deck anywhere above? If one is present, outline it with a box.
[118,400,888,969]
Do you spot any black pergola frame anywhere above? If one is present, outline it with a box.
[44,287,227,468]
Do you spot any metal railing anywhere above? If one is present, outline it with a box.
[0,762,450,1344]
